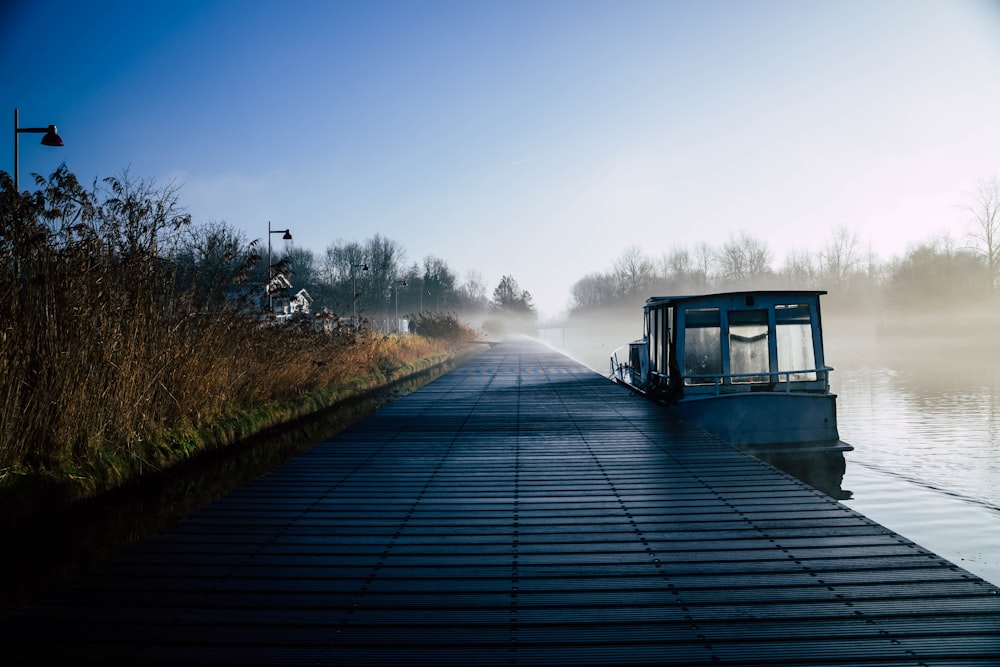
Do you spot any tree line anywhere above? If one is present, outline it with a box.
[191,228,538,326]
[568,177,1000,317]
[2,165,537,331]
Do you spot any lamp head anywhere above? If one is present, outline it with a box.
[41,125,63,147]
[282,230,292,240]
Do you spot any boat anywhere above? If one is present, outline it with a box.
[611,290,852,456]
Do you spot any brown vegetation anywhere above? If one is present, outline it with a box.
[0,167,477,515]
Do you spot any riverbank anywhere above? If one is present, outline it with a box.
[0,339,487,530]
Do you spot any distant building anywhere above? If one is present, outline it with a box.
[262,276,316,324]
[289,288,313,316]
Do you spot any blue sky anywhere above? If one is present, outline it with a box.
[4,0,1000,318]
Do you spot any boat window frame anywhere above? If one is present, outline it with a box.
[775,303,819,382]
[680,306,723,386]
[726,308,772,384]
[665,294,829,395]
[643,303,672,392]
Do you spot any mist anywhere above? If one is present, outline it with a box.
[538,297,1000,381]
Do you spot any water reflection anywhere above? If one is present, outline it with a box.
[831,336,1000,510]
[753,450,851,500]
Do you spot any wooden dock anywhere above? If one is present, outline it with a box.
[3,339,999,665]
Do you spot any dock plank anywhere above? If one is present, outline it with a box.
[2,339,998,664]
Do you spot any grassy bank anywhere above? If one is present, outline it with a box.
[0,331,481,528]
[1,168,482,528]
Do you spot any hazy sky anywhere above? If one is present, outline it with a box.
[4,0,1000,318]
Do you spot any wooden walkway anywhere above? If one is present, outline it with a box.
[3,339,999,665]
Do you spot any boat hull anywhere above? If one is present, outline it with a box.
[665,391,847,452]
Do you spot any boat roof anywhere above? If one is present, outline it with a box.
[644,289,827,308]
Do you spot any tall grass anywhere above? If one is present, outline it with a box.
[0,167,473,498]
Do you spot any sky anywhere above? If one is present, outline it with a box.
[4,0,1000,319]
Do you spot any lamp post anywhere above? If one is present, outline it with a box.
[267,221,292,312]
[394,279,407,333]
[13,107,63,192]
[351,262,369,326]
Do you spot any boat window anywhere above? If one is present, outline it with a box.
[649,307,659,374]
[655,306,668,376]
[683,308,721,385]
[728,309,769,383]
[776,304,817,381]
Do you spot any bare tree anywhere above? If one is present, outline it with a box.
[364,234,406,316]
[322,239,365,313]
[177,220,256,310]
[819,226,861,287]
[660,245,692,279]
[458,269,488,311]
[780,247,816,287]
[422,255,456,311]
[964,176,1000,291]
[862,243,884,287]
[285,244,318,288]
[718,232,771,286]
[95,169,191,260]
[323,240,366,283]
[613,246,655,298]
[692,241,715,288]
[570,271,617,310]
[744,235,772,281]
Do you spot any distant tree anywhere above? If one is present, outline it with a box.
[323,239,365,285]
[692,241,716,287]
[457,269,489,312]
[491,274,536,316]
[779,247,817,287]
[569,271,617,311]
[655,243,713,294]
[885,236,988,309]
[176,220,257,311]
[659,245,691,279]
[718,231,771,286]
[819,226,861,288]
[964,176,1000,291]
[613,246,655,299]
[422,255,457,312]
[399,261,423,313]
[284,244,318,289]
[327,240,359,313]
[363,234,406,318]
[317,234,406,321]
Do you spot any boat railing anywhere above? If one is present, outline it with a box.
[610,345,653,395]
[609,345,632,384]
[682,366,833,395]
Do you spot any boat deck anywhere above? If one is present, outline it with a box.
[3,339,999,664]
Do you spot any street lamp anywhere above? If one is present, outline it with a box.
[394,280,408,333]
[351,262,369,326]
[267,221,292,312]
[13,107,63,192]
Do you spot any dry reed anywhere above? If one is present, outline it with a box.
[1,167,472,498]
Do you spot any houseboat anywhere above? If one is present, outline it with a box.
[611,290,852,455]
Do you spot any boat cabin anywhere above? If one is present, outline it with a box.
[623,290,831,401]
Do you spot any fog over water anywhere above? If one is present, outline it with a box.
[538,307,1000,587]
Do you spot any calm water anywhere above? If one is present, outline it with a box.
[541,324,1000,587]
[832,341,1000,588]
